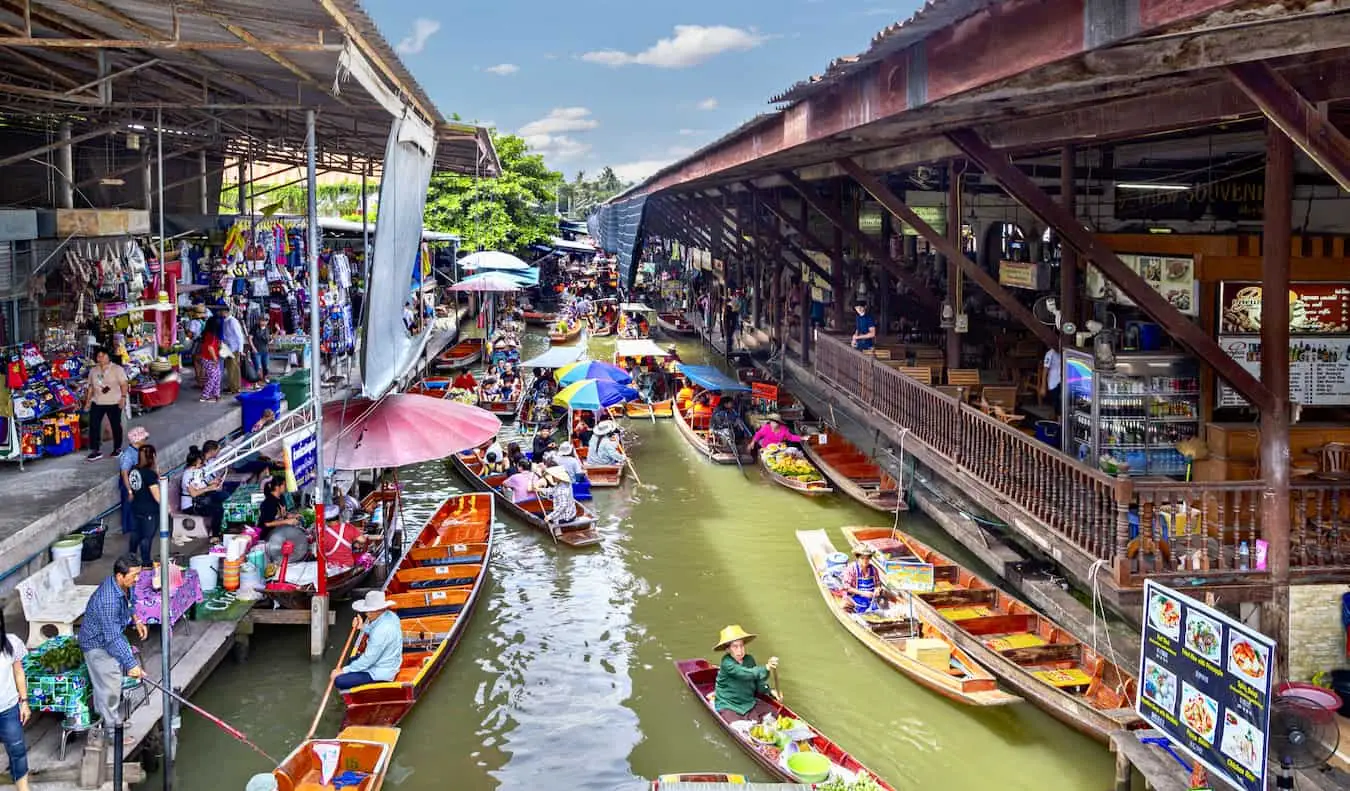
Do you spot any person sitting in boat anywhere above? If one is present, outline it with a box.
[331,592,402,691]
[587,421,626,467]
[532,426,560,462]
[529,368,556,398]
[502,466,537,504]
[711,625,780,723]
[710,399,744,441]
[482,443,510,476]
[572,410,594,447]
[319,513,368,573]
[666,345,682,365]
[841,544,891,613]
[549,443,586,482]
[748,415,802,453]
[479,377,502,402]
[334,484,363,523]
[675,378,695,412]
[535,465,578,529]
[452,369,477,390]
[506,442,528,473]
[258,478,300,542]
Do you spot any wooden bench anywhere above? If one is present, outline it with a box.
[166,474,209,545]
[18,562,98,648]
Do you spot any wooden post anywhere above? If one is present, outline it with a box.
[1113,743,1133,791]
[946,165,962,368]
[832,185,848,331]
[1260,120,1293,675]
[1059,146,1078,332]
[800,279,812,365]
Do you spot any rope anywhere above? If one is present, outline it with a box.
[1088,558,1127,692]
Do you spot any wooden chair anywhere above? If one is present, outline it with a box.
[947,369,982,402]
[935,385,963,400]
[895,366,933,386]
[1321,442,1350,474]
[982,385,1018,408]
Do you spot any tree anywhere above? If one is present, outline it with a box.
[424,131,562,252]
[554,167,633,219]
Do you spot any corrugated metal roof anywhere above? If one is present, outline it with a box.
[770,0,1005,105]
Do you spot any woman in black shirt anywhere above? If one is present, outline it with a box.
[127,445,161,566]
[257,478,299,541]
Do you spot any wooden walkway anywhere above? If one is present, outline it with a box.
[1110,729,1350,791]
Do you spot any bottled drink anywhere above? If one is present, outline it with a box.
[1236,541,1250,571]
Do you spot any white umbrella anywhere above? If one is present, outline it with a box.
[459,251,532,271]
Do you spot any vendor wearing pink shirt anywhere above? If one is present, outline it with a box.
[748,415,801,452]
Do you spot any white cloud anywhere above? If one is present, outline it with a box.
[696,97,718,111]
[519,108,600,163]
[611,160,676,183]
[485,63,519,76]
[667,145,695,157]
[527,135,592,161]
[395,18,441,55]
[678,128,704,136]
[580,25,767,69]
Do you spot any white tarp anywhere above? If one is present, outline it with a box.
[615,339,671,359]
[521,346,586,369]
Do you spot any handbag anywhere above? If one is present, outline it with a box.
[241,356,259,383]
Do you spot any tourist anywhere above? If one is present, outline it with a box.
[840,545,889,613]
[536,466,578,530]
[258,478,299,541]
[506,442,528,473]
[218,304,246,395]
[587,421,626,467]
[851,301,877,351]
[117,426,150,537]
[198,312,223,402]
[572,410,594,448]
[532,426,558,462]
[79,556,146,746]
[249,315,271,386]
[83,347,128,461]
[501,466,536,504]
[550,443,586,482]
[331,592,402,691]
[0,608,31,791]
[711,625,779,722]
[181,448,225,541]
[127,444,161,566]
[452,369,477,391]
[482,443,509,475]
[748,415,801,453]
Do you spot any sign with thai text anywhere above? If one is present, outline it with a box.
[1220,281,1350,335]
[1137,580,1274,791]
[282,428,317,493]
[1217,334,1350,407]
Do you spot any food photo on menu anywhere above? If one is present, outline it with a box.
[1181,682,1220,744]
[1149,589,1183,641]
[1143,658,1179,713]
[1220,708,1265,775]
[1184,611,1223,664]
[1227,632,1269,686]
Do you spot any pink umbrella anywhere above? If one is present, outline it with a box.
[448,271,522,292]
[322,393,501,469]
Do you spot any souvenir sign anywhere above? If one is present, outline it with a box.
[1137,580,1274,791]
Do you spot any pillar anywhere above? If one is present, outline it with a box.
[235,159,246,215]
[1259,121,1292,676]
[1059,146,1078,333]
[199,151,209,214]
[57,122,74,209]
[831,185,848,331]
[946,166,963,367]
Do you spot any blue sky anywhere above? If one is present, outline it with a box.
[361,0,921,184]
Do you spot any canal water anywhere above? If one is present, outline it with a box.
[151,333,1116,790]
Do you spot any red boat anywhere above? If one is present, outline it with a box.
[522,309,556,326]
[339,492,494,726]
[433,339,484,371]
[674,659,896,790]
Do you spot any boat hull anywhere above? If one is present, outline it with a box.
[548,322,584,344]
[656,313,697,336]
[449,447,601,547]
[273,725,400,791]
[672,406,754,465]
[265,487,393,609]
[433,340,484,372]
[626,400,673,419]
[800,428,907,512]
[759,452,834,496]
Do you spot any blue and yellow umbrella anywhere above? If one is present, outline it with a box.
[553,378,640,411]
[556,360,632,387]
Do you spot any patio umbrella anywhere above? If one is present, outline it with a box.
[323,393,501,469]
[552,378,640,411]
[459,251,532,271]
[449,271,523,292]
[556,360,632,387]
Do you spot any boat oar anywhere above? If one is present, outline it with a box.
[770,665,783,704]
[625,455,643,486]
[304,621,359,740]
[140,676,276,763]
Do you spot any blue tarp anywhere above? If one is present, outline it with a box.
[676,364,750,393]
[588,195,647,287]
[522,345,586,369]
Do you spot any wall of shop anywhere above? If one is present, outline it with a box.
[1288,584,1349,682]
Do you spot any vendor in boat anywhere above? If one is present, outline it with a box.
[549,443,586,482]
[587,420,626,467]
[748,415,801,453]
[320,513,368,572]
[711,625,780,723]
[841,545,891,613]
[452,369,477,390]
[258,477,300,541]
[535,465,578,529]
[331,592,402,691]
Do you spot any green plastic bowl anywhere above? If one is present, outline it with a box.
[786,751,831,784]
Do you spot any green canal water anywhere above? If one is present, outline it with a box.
[151,336,1115,790]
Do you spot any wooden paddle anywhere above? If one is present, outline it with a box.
[625,455,643,486]
[770,664,783,704]
[305,621,360,740]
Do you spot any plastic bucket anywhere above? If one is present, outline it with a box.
[189,554,220,591]
[1034,420,1061,448]
[51,537,85,579]
[222,558,242,591]
[236,382,283,433]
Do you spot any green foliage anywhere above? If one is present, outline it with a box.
[219,181,372,219]
[556,166,631,218]
[424,131,562,252]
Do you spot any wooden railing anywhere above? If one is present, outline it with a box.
[811,332,1350,588]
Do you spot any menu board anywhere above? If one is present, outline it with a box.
[1086,254,1198,316]
[1217,335,1350,407]
[1219,281,1350,334]
[1138,580,1275,791]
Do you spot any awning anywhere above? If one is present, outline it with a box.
[522,345,587,369]
[549,236,598,254]
[318,216,458,242]
[619,303,656,313]
[676,364,750,392]
[615,339,672,359]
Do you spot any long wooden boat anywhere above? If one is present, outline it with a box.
[673,405,754,465]
[575,442,624,488]
[759,446,833,496]
[796,529,1019,706]
[432,339,483,371]
[340,493,495,727]
[626,399,674,419]
[406,376,454,398]
[657,312,697,336]
[842,526,1143,741]
[449,444,601,547]
[523,309,556,326]
[674,659,896,790]
[271,725,399,791]
[266,486,394,610]
[799,426,907,513]
[477,390,523,422]
[650,773,760,789]
[548,320,584,344]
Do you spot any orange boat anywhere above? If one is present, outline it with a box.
[432,339,483,371]
[799,426,906,513]
[271,725,399,791]
[842,526,1142,742]
[449,442,601,546]
[339,493,494,727]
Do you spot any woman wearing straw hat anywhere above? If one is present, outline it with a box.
[535,465,578,529]
[711,625,779,722]
[841,544,890,614]
[331,592,402,691]
[587,420,626,467]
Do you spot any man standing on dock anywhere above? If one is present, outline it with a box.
[79,556,146,745]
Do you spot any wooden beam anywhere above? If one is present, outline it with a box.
[739,184,840,285]
[945,129,1275,410]
[674,194,740,252]
[218,22,349,106]
[1226,60,1350,192]
[836,156,1061,350]
[0,36,336,50]
[658,198,714,250]
[1059,146,1079,331]
[776,172,942,312]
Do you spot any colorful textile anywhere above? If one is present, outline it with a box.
[133,569,203,626]
[23,637,94,728]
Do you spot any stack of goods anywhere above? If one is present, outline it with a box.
[4,344,83,459]
[762,443,824,483]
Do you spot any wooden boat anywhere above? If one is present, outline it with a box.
[626,399,673,419]
[522,310,556,326]
[548,320,584,344]
[759,446,834,496]
[405,376,454,398]
[673,404,754,465]
[266,486,394,610]
[575,442,624,488]
[432,339,483,371]
[841,526,1143,742]
[271,725,399,791]
[449,444,601,546]
[744,379,806,431]
[796,529,1019,706]
[674,658,896,790]
[340,493,494,726]
[657,312,697,336]
[650,774,756,789]
[477,390,523,422]
[799,426,907,512]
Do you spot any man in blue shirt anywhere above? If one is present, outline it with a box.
[79,556,146,738]
[851,301,877,351]
[331,591,402,690]
[117,426,150,537]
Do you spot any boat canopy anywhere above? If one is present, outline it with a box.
[676,364,750,393]
[615,339,671,359]
[619,302,656,313]
[521,345,586,369]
